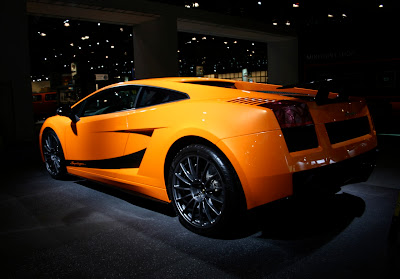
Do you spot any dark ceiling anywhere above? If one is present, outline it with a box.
[28,0,400,96]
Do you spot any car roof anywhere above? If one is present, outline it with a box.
[81,77,319,104]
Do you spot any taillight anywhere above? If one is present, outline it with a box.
[259,100,314,128]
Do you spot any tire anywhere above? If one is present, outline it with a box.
[42,129,67,179]
[168,144,242,235]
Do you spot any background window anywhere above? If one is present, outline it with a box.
[33,95,42,102]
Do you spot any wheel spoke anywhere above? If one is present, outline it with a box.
[175,173,192,186]
[200,161,210,181]
[176,193,192,201]
[195,156,200,179]
[187,157,197,180]
[53,158,61,170]
[173,185,191,191]
[201,201,213,223]
[180,163,194,182]
[206,193,224,204]
[190,200,198,221]
[45,138,53,153]
[198,201,204,224]
[205,199,221,216]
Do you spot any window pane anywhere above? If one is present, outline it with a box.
[82,86,139,117]
[136,87,187,108]
[33,95,42,102]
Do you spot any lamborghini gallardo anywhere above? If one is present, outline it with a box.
[39,77,377,234]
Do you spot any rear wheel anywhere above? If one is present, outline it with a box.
[42,129,67,179]
[168,144,242,235]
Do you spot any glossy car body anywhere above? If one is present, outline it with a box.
[39,77,377,233]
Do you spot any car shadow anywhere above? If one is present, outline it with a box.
[223,191,366,242]
[72,178,366,244]
[74,179,176,217]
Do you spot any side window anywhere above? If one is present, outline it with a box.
[136,87,188,108]
[72,101,84,116]
[81,86,140,117]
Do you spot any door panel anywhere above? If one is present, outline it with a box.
[64,85,140,177]
[64,113,129,161]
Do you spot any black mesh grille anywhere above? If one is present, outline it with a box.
[282,125,319,152]
[325,116,370,144]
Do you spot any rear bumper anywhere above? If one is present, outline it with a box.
[219,128,377,209]
[293,147,378,195]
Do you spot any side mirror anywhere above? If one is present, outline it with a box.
[56,105,80,123]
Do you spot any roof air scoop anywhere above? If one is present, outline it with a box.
[315,85,330,106]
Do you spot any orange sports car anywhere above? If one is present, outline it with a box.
[39,77,377,234]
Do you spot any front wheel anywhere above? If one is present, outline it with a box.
[168,144,242,235]
[42,129,67,179]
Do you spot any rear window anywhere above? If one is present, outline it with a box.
[136,87,188,108]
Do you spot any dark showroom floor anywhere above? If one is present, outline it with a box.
[1,132,399,279]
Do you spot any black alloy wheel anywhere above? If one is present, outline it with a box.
[42,129,67,179]
[168,144,241,235]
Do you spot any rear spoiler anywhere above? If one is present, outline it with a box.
[278,79,348,106]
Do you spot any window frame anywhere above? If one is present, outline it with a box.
[74,84,189,118]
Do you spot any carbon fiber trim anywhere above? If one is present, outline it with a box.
[66,149,146,169]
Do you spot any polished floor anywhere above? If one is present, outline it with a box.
[0,135,399,278]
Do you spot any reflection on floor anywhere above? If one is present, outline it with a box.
[0,135,399,278]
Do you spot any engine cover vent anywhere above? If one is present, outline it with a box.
[227,97,277,106]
